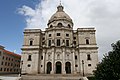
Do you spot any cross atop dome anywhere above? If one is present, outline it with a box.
[60,0,62,5]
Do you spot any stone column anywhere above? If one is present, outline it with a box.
[62,48,66,74]
[43,50,46,73]
[72,49,76,74]
[50,48,54,74]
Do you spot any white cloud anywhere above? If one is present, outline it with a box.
[18,0,120,61]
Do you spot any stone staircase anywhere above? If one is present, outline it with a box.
[21,74,88,80]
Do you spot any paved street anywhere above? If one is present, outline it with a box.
[0,74,21,80]
[0,76,21,80]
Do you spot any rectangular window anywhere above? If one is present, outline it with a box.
[5,62,7,66]
[57,39,60,46]
[0,68,2,71]
[14,69,16,72]
[57,33,60,36]
[88,64,91,66]
[0,51,1,56]
[4,68,6,71]
[6,57,8,60]
[2,56,4,59]
[41,56,43,60]
[66,40,69,46]
[28,55,32,61]
[66,34,69,37]
[48,40,51,46]
[75,55,77,60]
[7,68,9,71]
[10,68,12,71]
[1,62,3,65]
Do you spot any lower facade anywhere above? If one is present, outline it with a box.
[21,47,98,75]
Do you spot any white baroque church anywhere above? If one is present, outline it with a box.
[21,4,98,75]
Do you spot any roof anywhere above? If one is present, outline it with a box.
[48,4,73,24]
[0,45,21,58]
[3,50,21,58]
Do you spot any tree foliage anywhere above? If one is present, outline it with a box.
[94,40,120,80]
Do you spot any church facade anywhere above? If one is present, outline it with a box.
[21,4,98,75]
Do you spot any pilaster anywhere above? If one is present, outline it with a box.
[50,47,55,74]
[62,48,66,74]
[41,49,46,73]
[72,49,76,74]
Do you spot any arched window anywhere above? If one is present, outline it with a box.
[86,39,89,44]
[29,38,34,46]
[50,25,53,28]
[57,23,62,27]
[87,54,91,60]
[30,40,33,45]
[68,24,71,28]
[47,62,52,74]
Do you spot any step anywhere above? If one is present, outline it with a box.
[21,74,86,80]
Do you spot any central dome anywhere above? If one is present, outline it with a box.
[48,4,73,25]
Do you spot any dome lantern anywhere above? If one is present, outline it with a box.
[57,4,64,12]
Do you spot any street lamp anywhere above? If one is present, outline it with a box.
[82,60,84,77]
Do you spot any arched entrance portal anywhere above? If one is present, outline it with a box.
[56,62,62,74]
[65,62,71,74]
[47,62,52,74]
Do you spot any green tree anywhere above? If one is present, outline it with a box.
[94,40,120,80]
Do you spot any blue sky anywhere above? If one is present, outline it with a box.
[0,0,40,54]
